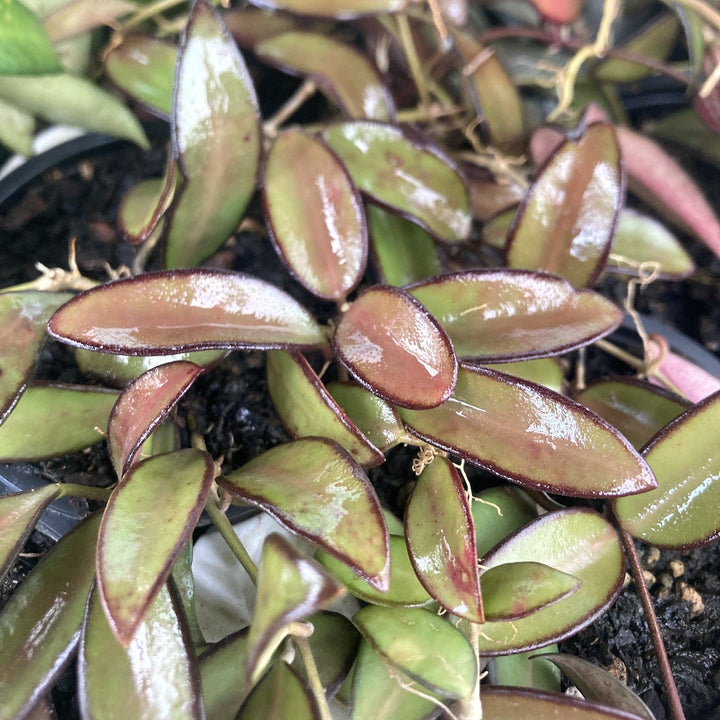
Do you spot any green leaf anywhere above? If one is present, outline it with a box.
[199,629,250,720]
[333,285,457,409]
[651,107,720,166]
[43,0,136,43]
[0,0,61,75]
[472,486,537,558]
[483,358,564,393]
[171,541,205,650]
[219,438,390,590]
[267,351,383,467]
[408,270,622,362]
[80,582,203,720]
[48,270,327,353]
[165,0,261,268]
[400,365,656,498]
[323,121,471,243]
[490,647,561,693]
[0,385,118,461]
[222,6,299,48]
[614,390,720,547]
[353,606,477,698]
[264,129,367,301]
[0,96,34,154]
[97,449,215,643]
[242,0,406,18]
[404,457,482,621]
[0,514,100,720]
[477,509,624,654]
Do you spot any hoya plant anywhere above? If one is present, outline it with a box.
[1,0,720,718]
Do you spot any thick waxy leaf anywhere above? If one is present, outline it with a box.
[478,509,624,654]
[484,358,564,393]
[246,534,345,684]
[0,74,148,147]
[465,164,524,222]
[199,629,250,720]
[0,291,71,422]
[98,449,215,643]
[80,583,202,720]
[244,0,406,18]
[323,122,471,243]
[256,32,395,120]
[237,662,318,720]
[366,204,441,287]
[0,514,100,720]
[408,270,622,362]
[614,390,720,547]
[105,35,176,116]
[507,123,623,288]
[481,561,580,621]
[43,0,136,43]
[108,361,203,477]
[353,606,477,698]
[527,0,582,23]
[0,0,61,75]
[400,365,656,497]
[473,485,537,558]
[0,484,59,581]
[0,385,117,461]
[333,285,457,409]
[534,654,655,720]
[404,457,482,621]
[165,0,261,268]
[490,647,561,693]
[264,129,367,300]
[575,378,689,450]
[482,686,647,720]
[48,270,327,353]
[267,351,383,467]
[222,7,299,47]
[219,438,390,590]
[0,97,34,155]
[171,541,205,650]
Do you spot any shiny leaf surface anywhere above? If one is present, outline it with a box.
[98,449,215,643]
[483,358,564,393]
[165,0,261,268]
[353,606,476,698]
[219,438,389,589]
[199,629,250,720]
[108,361,203,477]
[267,351,383,467]
[80,583,202,720]
[0,0,61,75]
[323,121,471,243]
[491,647,561,693]
[333,285,457,409]
[264,129,367,300]
[48,270,327,353]
[400,365,656,497]
[243,0,406,18]
[507,123,623,288]
[473,485,537,558]
[404,457,482,621]
[0,514,100,720]
[408,270,622,362]
[614,390,720,547]
[478,509,624,654]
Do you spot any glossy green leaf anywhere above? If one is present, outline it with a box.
[80,582,203,720]
[609,208,695,279]
[0,73,148,147]
[477,509,624,654]
[0,514,100,720]
[171,541,205,650]
[575,378,689,450]
[0,385,117,461]
[490,646,560,693]
[108,361,203,477]
[43,0,136,43]
[534,653,655,720]
[256,31,395,120]
[366,204,441,287]
[400,365,656,497]
[334,285,457,409]
[404,457,482,621]
[482,561,580,621]
[219,438,390,590]
[165,0,261,268]
[508,123,623,288]
[0,96,34,155]
[482,207,515,250]
[353,606,476,698]
[48,270,327,353]
[0,484,60,581]
[246,534,345,684]
[323,121,471,243]
[264,129,367,300]
[222,6,299,47]
[98,449,215,643]
[0,0,61,75]
[614,390,720,547]
[326,380,405,452]
[483,358,564,393]
[473,485,537,558]
[267,351,383,467]
[408,270,622,362]
[0,291,72,422]
[243,0,406,18]
[199,629,250,720]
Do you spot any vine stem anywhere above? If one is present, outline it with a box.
[57,483,114,502]
[263,79,317,140]
[455,620,482,719]
[204,498,258,583]
[614,518,686,720]
[294,635,333,720]
[395,13,431,107]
